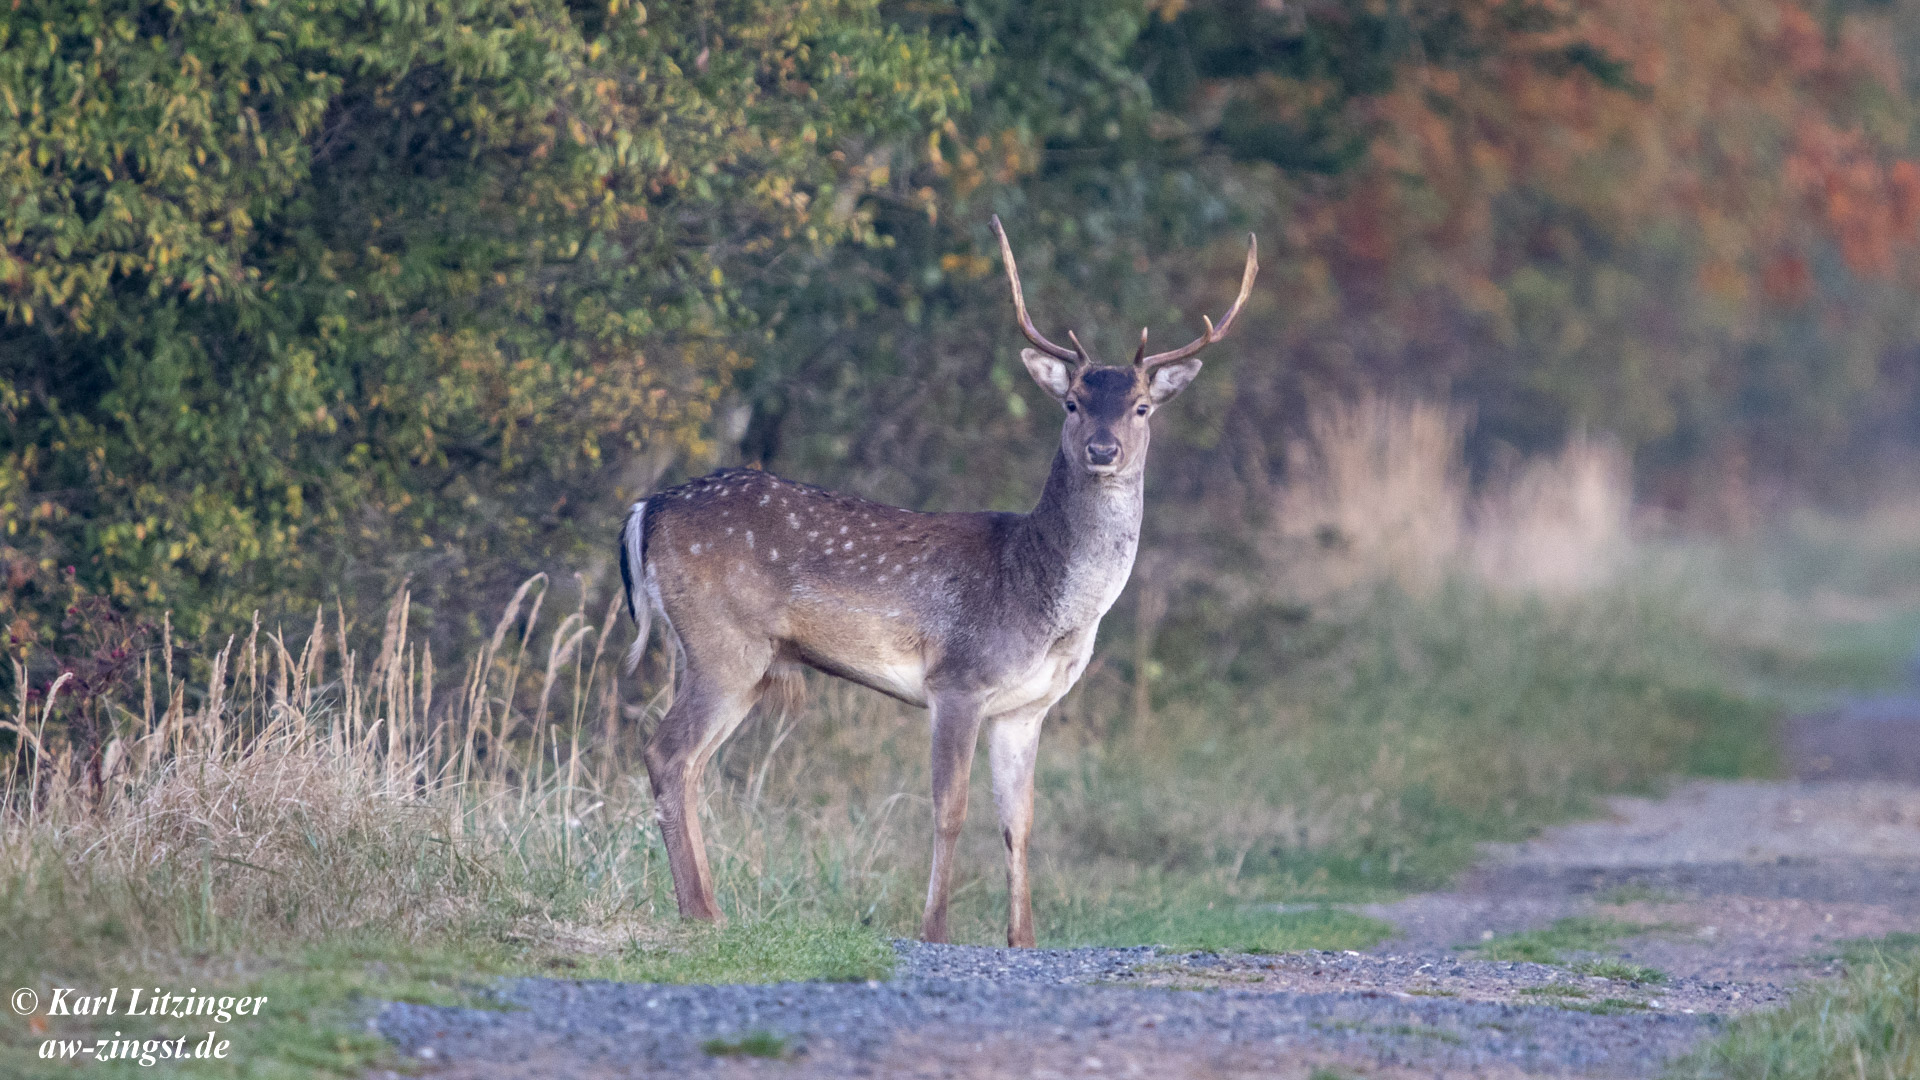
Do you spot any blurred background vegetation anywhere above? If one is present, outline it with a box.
[9,0,1920,654]
[10,4,1920,1062]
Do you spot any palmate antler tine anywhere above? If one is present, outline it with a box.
[991,215,1083,365]
[1139,234,1260,370]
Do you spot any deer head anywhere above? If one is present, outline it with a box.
[991,216,1259,480]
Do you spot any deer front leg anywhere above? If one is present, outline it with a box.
[643,673,760,924]
[921,692,986,944]
[989,704,1047,947]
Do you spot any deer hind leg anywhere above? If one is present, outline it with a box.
[920,691,987,944]
[988,704,1046,948]
[643,657,766,924]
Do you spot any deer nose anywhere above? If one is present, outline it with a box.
[1086,438,1120,466]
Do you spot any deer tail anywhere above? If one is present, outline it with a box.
[619,500,653,676]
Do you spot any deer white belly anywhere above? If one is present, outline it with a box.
[863,658,930,707]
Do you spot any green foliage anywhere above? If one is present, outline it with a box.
[8,0,1920,681]
[1054,898,1392,954]
[702,1031,789,1058]
[1519,985,1661,1015]
[0,0,966,643]
[1073,582,1781,895]
[1473,917,1674,964]
[1520,983,1592,998]
[617,919,894,984]
[1570,959,1669,984]
[1671,934,1920,1080]
[1568,997,1654,1015]
[1840,933,1920,964]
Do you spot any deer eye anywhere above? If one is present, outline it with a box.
[1064,400,1077,413]
[1135,403,1150,417]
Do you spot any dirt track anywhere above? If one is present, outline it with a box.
[373,693,1920,1078]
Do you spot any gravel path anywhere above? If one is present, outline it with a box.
[375,945,1714,1079]
[373,691,1920,1078]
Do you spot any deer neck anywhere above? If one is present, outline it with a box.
[1018,450,1144,634]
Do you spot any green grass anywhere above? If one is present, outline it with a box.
[1572,997,1653,1015]
[1519,983,1656,1014]
[1521,983,1591,999]
[613,919,894,984]
[702,1031,788,1058]
[1668,935,1920,1079]
[1712,512,1920,711]
[1838,933,1920,965]
[1472,917,1676,965]
[1597,884,1682,905]
[1570,958,1669,984]
[1733,609,1920,715]
[1045,890,1393,954]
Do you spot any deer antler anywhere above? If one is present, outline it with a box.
[1138,235,1259,370]
[991,215,1086,366]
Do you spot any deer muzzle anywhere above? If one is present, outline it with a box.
[1085,436,1120,469]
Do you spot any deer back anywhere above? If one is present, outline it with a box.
[637,468,1078,705]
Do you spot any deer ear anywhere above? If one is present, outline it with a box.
[1021,348,1074,403]
[1148,358,1202,403]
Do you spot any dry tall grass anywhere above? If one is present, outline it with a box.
[3,577,661,963]
[1276,395,1469,597]
[0,572,962,969]
[1273,395,1634,600]
[1473,434,1633,595]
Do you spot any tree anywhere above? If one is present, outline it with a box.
[0,0,966,650]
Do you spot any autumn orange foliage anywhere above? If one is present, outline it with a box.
[1352,0,1917,302]
[1236,0,1919,483]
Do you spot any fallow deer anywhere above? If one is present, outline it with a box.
[620,217,1257,946]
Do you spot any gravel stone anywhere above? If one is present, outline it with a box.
[377,945,1717,1077]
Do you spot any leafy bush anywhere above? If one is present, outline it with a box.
[0,0,965,645]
